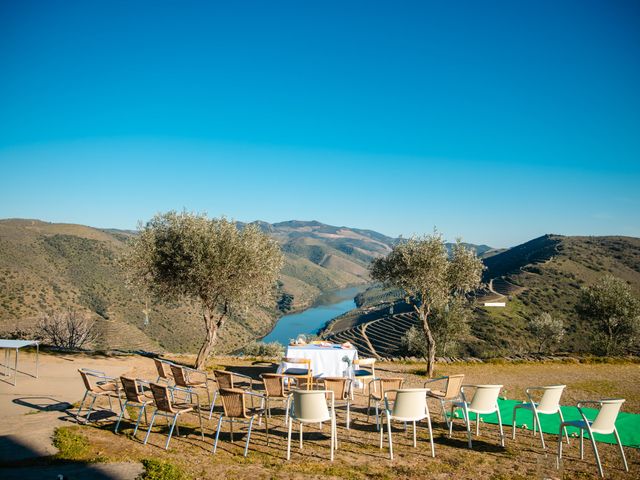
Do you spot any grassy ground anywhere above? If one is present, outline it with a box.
[45,357,640,479]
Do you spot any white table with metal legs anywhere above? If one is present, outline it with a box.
[0,339,40,386]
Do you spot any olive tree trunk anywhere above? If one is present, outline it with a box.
[417,306,437,378]
[195,308,226,369]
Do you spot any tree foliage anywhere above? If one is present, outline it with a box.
[124,211,284,368]
[577,275,640,355]
[370,233,483,376]
[527,311,564,353]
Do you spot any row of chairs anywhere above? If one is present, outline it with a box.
[76,364,629,478]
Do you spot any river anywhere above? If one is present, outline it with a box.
[260,286,366,345]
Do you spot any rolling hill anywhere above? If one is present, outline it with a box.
[0,218,397,353]
[324,234,640,358]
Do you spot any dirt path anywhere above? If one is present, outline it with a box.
[0,351,143,479]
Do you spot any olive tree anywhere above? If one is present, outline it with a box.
[124,211,284,368]
[371,233,484,377]
[528,312,564,353]
[577,275,640,355]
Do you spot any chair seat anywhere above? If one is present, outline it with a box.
[516,402,559,415]
[171,403,195,414]
[185,381,208,388]
[427,390,446,399]
[93,382,121,394]
[354,369,373,377]
[284,368,309,376]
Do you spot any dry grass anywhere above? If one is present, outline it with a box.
[60,356,639,479]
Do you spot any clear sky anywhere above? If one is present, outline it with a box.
[1,1,639,247]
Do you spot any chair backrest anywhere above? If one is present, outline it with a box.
[214,370,235,389]
[169,364,188,388]
[283,357,311,369]
[120,376,144,403]
[261,373,286,397]
[78,368,105,391]
[354,358,375,368]
[590,399,625,434]
[389,388,429,421]
[379,378,404,401]
[321,377,350,400]
[536,385,566,413]
[467,385,502,413]
[150,382,175,413]
[219,388,248,418]
[78,369,94,391]
[443,374,465,400]
[154,358,172,380]
[291,390,331,423]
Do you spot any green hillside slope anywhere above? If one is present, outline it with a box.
[326,235,640,358]
[0,218,395,353]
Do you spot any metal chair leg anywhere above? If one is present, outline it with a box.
[496,406,505,447]
[212,415,224,454]
[244,417,255,457]
[133,405,146,437]
[76,390,89,423]
[143,410,158,445]
[114,400,129,433]
[165,415,178,450]
[614,427,629,472]
[85,394,98,423]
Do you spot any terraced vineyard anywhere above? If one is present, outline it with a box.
[326,312,421,358]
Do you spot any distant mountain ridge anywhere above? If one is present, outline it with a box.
[0,218,495,354]
[0,218,379,353]
[326,234,640,358]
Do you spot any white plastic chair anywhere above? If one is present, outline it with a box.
[557,399,628,478]
[379,388,435,460]
[287,390,337,461]
[451,384,505,449]
[512,385,569,449]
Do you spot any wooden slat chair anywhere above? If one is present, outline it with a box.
[212,388,269,457]
[143,382,204,450]
[170,363,215,419]
[76,368,123,424]
[368,378,405,430]
[352,358,376,394]
[318,377,353,429]
[260,373,295,425]
[423,374,464,431]
[114,377,153,437]
[281,358,313,390]
[153,358,174,385]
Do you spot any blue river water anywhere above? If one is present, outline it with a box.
[260,286,366,345]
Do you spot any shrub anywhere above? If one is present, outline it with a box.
[241,341,283,357]
[38,309,96,349]
[527,312,565,353]
[138,459,189,480]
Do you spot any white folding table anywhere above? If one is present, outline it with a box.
[0,339,40,386]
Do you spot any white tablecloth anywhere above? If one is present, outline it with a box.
[279,345,358,378]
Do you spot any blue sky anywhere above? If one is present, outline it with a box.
[1,1,639,247]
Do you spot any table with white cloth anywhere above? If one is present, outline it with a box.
[279,344,359,379]
[0,339,40,386]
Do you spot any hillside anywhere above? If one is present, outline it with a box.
[0,218,396,353]
[325,235,640,358]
